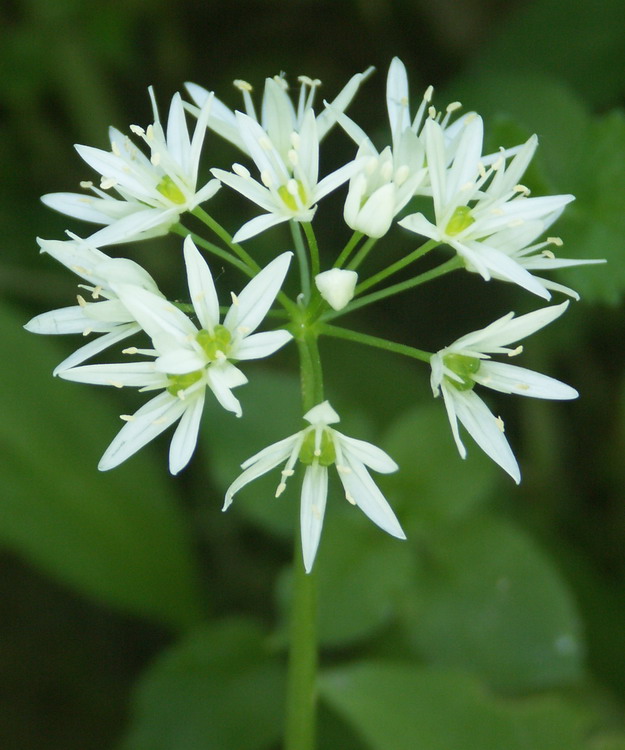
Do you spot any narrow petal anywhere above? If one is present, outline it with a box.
[25,306,94,335]
[53,323,139,375]
[316,66,375,140]
[386,57,410,137]
[234,330,293,360]
[232,212,289,244]
[476,361,578,399]
[337,433,399,473]
[168,390,205,474]
[300,463,328,573]
[98,391,186,471]
[58,361,164,389]
[41,192,135,224]
[154,348,206,374]
[261,77,296,160]
[451,388,520,483]
[206,362,247,416]
[211,168,276,213]
[224,252,292,334]
[338,456,405,539]
[183,236,220,329]
[166,93,192,175]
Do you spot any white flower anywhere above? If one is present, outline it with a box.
[314,268,358,311]
[224,400,405,573]
[399,117,575,299]
[185,69,374,157]
[211,108,361,243]
[41,89,220,247]
[58,237,292,474]
[430,301,578,483]
[24,236,162,374]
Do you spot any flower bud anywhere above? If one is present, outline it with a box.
[314,268,358,311]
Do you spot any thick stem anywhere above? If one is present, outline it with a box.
[290,221,311,303]
[284,331,323,750]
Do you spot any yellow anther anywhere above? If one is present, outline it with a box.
[542,249,556,260]
[423,85,434,102]
[233,163,251,178]
[120,414,134,422]
[80,180,93,189]
[514,184,530,195]
[130,124,145,137]
[122,347,138,355]
[230,292,239,306]
[507,345,524,357]
[275,482,287,498]
[108,380,124,389]
[100,177,117,190]
[76,294,87,307]
[547,236,563,246]
[446,101,462,113]
[233,79,253,92]
[495,416,505,432]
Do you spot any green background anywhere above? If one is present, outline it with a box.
[1,0,625,747]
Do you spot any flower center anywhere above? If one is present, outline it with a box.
[299,429,336,466]
[196,325,232,360]
[167,369,204,397]
[443,352,481,391]
[156,175,187,205]
[278,180,308,211]
[445,205,475,236]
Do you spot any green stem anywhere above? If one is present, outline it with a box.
[322,256,463,321]
[319,323,432,363]
[284,331,323,750]
[334,231,363,268]
[347,236,378,270]
[290,221,311,303]
[302,223,320,278]
[172,224,252,276]
[356,239,440,294]
[192,206,260,271]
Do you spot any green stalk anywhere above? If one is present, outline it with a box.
[334,231,363,268]
[347,236,378,270]
[290,221,312,303]
[302,222,320,278]
[319,323,432,363]
[356,239,440,294]
[172,223,253,276]
[284,330,323,750]
[192,206,260,271]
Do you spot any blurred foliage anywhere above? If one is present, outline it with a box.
[1,0,625,748]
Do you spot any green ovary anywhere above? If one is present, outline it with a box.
[443,353,481,391]
[299,429,336,466]
[196,325,232,360]
[157,175,186,204]
[167,369,203,397]
[445,205,475,236]
[278,181,307,211]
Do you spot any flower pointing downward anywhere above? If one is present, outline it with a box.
[224,400,405,573]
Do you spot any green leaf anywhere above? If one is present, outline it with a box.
[401,516,584,692]
[120,618,285,750]
[320,662,589,750]
[380,403,499,531]
[468,0,625,109]
[0,302,203,629]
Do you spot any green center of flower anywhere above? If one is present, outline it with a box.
[196,325,232,360]
[299,429,336,466]
[278,181,308,211]
[156,175,187,205]
[443,353,481,391]
[445,206,475,236]
[167,369,204,397]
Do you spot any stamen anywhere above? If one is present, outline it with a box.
[542,249,556,260]
[290,132,301,149]
[547,236,563,246]
[91,285,102,300]
[100,177,117,190]
[275,482,287,498]
[233,79,253,92]
[230,292,239,306]
[507,345,523,357]
[233,163,251,179]
[107,380,124,389]
[120,414,134,422]
[495,416,505,432]
[80,180,93,189]
[122,347,138,355]
[76,294,87,307]
[111,141,121,157]
[151,152,162,166]
[424,85,434,102]
[260,170,273,188]
[130,124,145,137]
[446,101,462,113]
[514,184,530,195]
[427,105,437,120]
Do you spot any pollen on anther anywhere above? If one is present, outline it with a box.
[100,177,117,190]
[107,380,124,389]
[290,132,301,149]
[130,124,145,137]
[542,249,556,260]
[547,236,563,246]
[336,464,352,475]
[281,469,295,477]
[111,141,121,157]
[82,327,93,337]
[120,414,134,422]
[91,285,102,300]
[237,325,251,335]
[447,101,462,113]
[514,184,531,196]
[234,79,253,92]
[424,85,434,102]
[122,347,138,355]
[80,181,93,189]
[507,345,523,357]
[275,482,287,498]
[495,416,505,432]
[76,295,87,308]
[232,163,251,179]
[427,105,437,119]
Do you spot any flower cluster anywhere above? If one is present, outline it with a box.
[28,58,601,571]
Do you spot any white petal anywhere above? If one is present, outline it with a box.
[261,77,296,161]
[234,330,293,360]
[386,57,410,137]
[41,192,135,224]
[98,391,187,471]
[165,93,192,175]
[206,362,247,416]
[224,252,292,334]
[304,400,340,425]
[168,390,205,474]
[86,207,177,246]
[25,306,94,335]
[211,169,276,213]
[352,183,396,238]
[314,158,362,202]
[75,144,152,199]
[338,455,405,539]
[58,361,164,388]
[300,463,328,573]
[232,212,289,243]
[183,236,220,329]
[476,361,578,400]
[154,348,206,374]
[53,323,139,375]
[337,433,399,473]
[450,387,520,483]
[297,109,320,187]
[316,66,375,141]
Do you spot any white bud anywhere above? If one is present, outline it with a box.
[315,268,358,311]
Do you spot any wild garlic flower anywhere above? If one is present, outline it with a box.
[224,400,405,573]
[399,117,575,299]
[42,89,220,247]
[211,107,362,243]
[24,236,162,374]
[430,301,578,483]
[58,238,292,474]
[185,68,374,157]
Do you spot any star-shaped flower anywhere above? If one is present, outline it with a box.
[430,301,578,483]
[24,236,162,374]
[224,400,405,572]
[399,116,575,299]
[42,89,220,247]
[59,237,292,474]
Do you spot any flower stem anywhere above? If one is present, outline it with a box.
[319,323,432,363]
[191,206,260,271]
[302,222,320,278]
[334,231,363,268]
[291,221,312,303]
[322,256,463,321]
[347,236,378,270]
[172,223,253,276]
[356,239,440,294]
[283,331,323,750]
